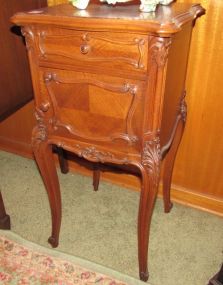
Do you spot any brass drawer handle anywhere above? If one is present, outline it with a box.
[80,44,90,54]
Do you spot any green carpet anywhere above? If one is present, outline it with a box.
[0,150,222,285]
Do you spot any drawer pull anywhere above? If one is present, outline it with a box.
[80,44,90,54]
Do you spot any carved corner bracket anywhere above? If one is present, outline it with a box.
[32,102,51,149]
[150,37,172,68]
[142,137,161,187]
[21,26,35,51]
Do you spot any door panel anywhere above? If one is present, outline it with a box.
[41,69,144,147]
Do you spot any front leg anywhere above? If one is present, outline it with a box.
[138,138,161,281]
[32,104,62,248]
[33,138,61,248]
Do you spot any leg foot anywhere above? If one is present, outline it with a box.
[140,270,149,282]
[164,201,173,213]
[48,236,59,248]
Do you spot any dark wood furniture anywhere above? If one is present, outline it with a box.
[12,3,204,281]
[0,0,47,229]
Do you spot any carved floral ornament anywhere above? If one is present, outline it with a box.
[142,137,161,186]
[70,0,174,13]
[150,37,172,68]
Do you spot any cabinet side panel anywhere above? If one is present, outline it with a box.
[160,23,192,148]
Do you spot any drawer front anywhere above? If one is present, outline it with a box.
[36,27,148,76]
[38,68,144,148]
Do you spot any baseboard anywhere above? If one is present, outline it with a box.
[0,140,222,217]
[169,184,223,217]
[0,137,33,159]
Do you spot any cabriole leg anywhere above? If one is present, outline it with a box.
[138,138,161,281]
[33,138,61,248]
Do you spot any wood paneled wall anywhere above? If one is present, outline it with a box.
[172,0,223,213]
[0,0,222,216]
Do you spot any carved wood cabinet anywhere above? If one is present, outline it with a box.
[12,3,204,281]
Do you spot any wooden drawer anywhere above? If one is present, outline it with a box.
[38,68,145,150]
[36,27,148,77]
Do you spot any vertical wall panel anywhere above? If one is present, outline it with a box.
[173,0,223,200]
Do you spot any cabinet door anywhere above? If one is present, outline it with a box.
[0,0,47,119]
[40,69,144,150]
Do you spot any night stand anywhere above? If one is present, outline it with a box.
[12,3,204,281]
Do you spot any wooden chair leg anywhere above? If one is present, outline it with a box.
[0,191,11,230]
[57,147,69,174]
[33,140,61,248]
[93,163,100,191]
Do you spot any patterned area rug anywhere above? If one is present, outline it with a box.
[0,230,145,285]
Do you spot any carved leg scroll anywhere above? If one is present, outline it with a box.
[138,138,161,281]
[0,191,10,230]
[93,163,100,191]
[162,96,187,213]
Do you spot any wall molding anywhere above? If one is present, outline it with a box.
[0,137,33,159]
[168,184,223,217]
